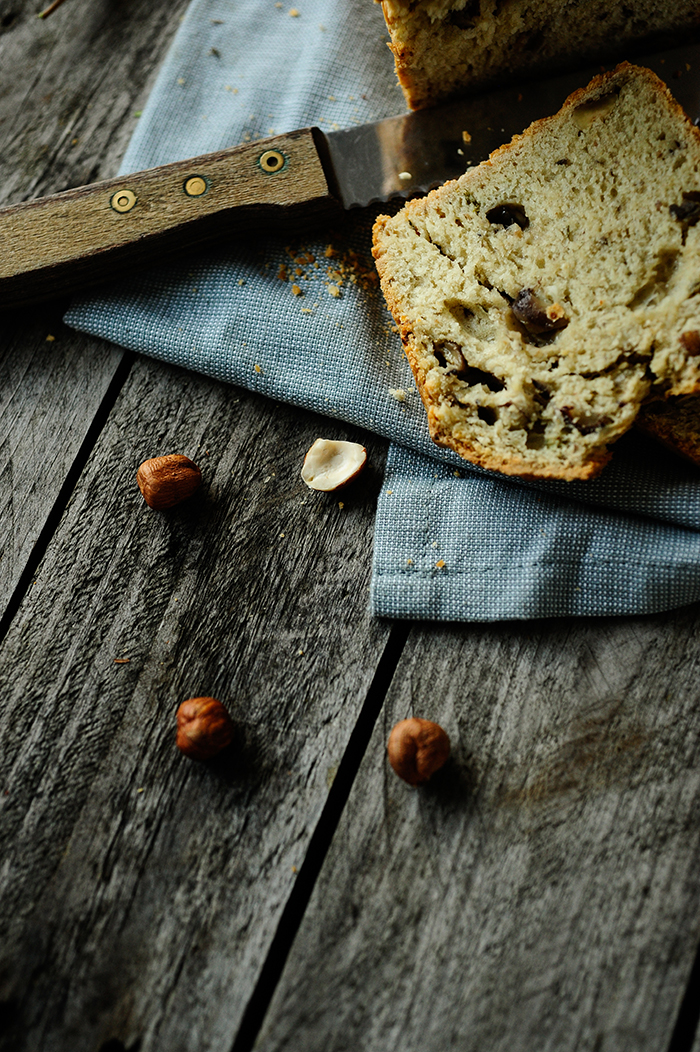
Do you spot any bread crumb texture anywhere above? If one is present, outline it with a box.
[380,0,700,109]
[372,65,700,480]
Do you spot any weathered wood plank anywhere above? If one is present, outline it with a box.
[0,310,125,615]
[0,0,189,611]
[257,614,700,1052]
[0,0,189,205]
[0,355,391,1051]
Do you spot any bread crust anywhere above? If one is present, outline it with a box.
[379,0,700,110]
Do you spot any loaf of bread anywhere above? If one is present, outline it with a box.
[372,64,700,481]
[380,0,700,110]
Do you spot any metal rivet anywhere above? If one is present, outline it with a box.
[258,150,286,173]
[110,189,137,213]
[184,176,208,197]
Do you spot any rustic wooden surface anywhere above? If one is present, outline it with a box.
[1,2,700,1051]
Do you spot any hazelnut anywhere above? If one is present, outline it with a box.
[387,718,450,786]
[137,454,202,510]
[176,697,234,760]
[301,438,367,491]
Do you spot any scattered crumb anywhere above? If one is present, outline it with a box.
[389,388,406,402]
[406,558,413,565]
[114,658,130,664]
[278,264,288,280]
[462,130,472,144]
[435,560,446,569]
[300,307,313,313]
[453,470,461,477]
[238,278,245,285]
[177,77,185,85]
[338,501,344,509]
[297,649,304,656]
[45,334,55,342]
[291,284,302,296]
[324,245,337,258]
[327,284,340,298]
[254,364,262,373]
[386,489,393,495]
[398,171,411,181]
[288,7,299,14]
[431,541,438,549]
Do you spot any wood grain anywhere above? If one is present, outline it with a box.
[257,614,700,1052]
[0,0,189,609]
[0,357,391,1051]
[0,309,125,619]
[0,0,190,205]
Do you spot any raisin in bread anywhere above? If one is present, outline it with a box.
[372,64,700,481]
[380,0,700,110]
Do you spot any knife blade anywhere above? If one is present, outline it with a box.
[2,41,700,309]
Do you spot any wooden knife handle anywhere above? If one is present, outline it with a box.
[0,127,341,308]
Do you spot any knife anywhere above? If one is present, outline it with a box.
[2,41,700,309]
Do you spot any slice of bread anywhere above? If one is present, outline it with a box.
[372,64,700,480]
[379,0,700,111]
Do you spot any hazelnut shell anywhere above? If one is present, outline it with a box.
[176,697,234,761]
[137,454,202,510]
[387,717,450,785]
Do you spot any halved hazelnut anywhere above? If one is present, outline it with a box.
[301,439,367,491]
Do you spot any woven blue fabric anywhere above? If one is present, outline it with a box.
[65,0,700,620]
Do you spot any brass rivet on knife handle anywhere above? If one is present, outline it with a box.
[184,176,208,197]
[110,189,137,214]
[258,149,286,173]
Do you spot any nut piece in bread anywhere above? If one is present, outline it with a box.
[372,64,700,481]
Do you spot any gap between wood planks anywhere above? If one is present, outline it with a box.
[230,619,411,1052]
[0,345,135,649]
[3,320,699,1051]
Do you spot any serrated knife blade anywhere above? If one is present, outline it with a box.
[2,41,700,308]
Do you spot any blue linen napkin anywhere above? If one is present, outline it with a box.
[65,0,700,620]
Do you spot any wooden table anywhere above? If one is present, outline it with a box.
[2,2,700,1049]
